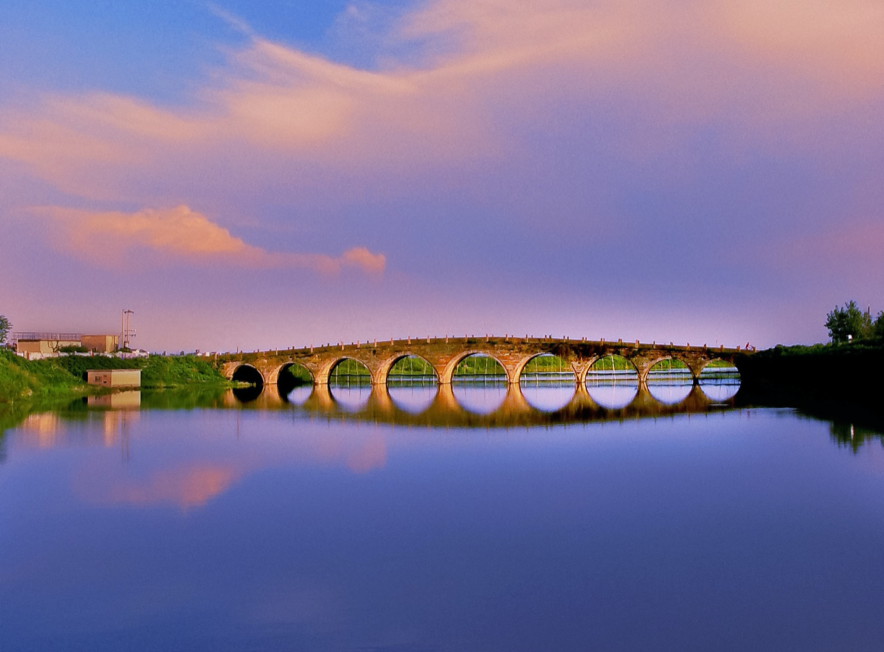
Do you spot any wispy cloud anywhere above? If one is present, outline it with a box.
[715,0,884,97]
[1,0,880,194]
[33,205,386,275]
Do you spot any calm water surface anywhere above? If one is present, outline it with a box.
[1,383,883,651]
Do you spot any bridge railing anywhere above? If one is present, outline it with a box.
[217,336,753,360]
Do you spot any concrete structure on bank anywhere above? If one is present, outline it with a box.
[218,336,752,387]
[86,369,141,388]
[14,332,119,358]
[81,334,119,353]
[16,335,81,357]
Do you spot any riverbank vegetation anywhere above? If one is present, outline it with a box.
[738,300,884,369]
[0,351,229,403]
[50,354,226,389]
[736,340,884,405]
[0,350,87,401]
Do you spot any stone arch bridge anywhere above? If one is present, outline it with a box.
[218,336,752,387]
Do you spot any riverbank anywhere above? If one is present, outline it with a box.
[736,341,884,405]
[0,350,230,403]
[0,350,90,402]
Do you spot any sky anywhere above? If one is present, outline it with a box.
[2,0,883,353]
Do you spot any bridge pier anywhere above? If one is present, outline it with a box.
[571,360,593,386]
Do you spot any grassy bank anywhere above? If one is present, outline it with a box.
[50,354,227,389]
[0,350,88,401]
[0,351,229,403]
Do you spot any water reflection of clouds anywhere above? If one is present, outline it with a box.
[74,463,243,510]
[9,407,392,512]
[68,426,388,510]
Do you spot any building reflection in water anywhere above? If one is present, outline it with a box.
[16,392,141,453]
[19,412,66,449]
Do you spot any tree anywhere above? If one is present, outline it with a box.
[875,311,884,340]
[0,314,10,345]
[825,301,871,344]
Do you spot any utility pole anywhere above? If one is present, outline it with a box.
[121,309,135,350]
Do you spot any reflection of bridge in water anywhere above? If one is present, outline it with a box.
[226,382,744,430]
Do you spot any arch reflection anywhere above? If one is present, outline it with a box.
[585,383,639,410]
[329,385,373,412]
[520,384,575,413]
[646,358,693,405]
[282,385,313,406]
[388,385,437,414]
[585,355,640,409]
[231,381,744,429]
[232,384,262,403]
[647,382,693,406]
[699,361,741,402]
[452,383,509,415]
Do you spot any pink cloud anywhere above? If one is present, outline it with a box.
[2,0,881,203]
[32,205,385,275]
[0,0,882,286]
[714,0,884,98]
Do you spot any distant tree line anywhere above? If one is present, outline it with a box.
[825,301,884,344]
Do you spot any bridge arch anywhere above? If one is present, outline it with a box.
[697,358,741,402]
[645,356,694,379]
[321,358,373,412]
[381,354,439,413]
[584,354,639,410]
[382,354,439,386]
[327,357,373,385]
[442,351,510,385]
[586,354,640,379]
[515,352,576,386]
[231,363,265,388]
[645,357,694,405]
[695,357,740,378]
[629,354,696,385]
[312,356,374,386]
[275,362,314,398]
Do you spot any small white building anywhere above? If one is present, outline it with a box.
[86,369,141,388]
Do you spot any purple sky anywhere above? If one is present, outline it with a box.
[2,0,883,352]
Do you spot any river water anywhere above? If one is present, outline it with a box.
[1,381,883,651]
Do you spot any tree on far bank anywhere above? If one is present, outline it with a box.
[825,301,871,343]
[875,311,884,340]
[0,314,10,344]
